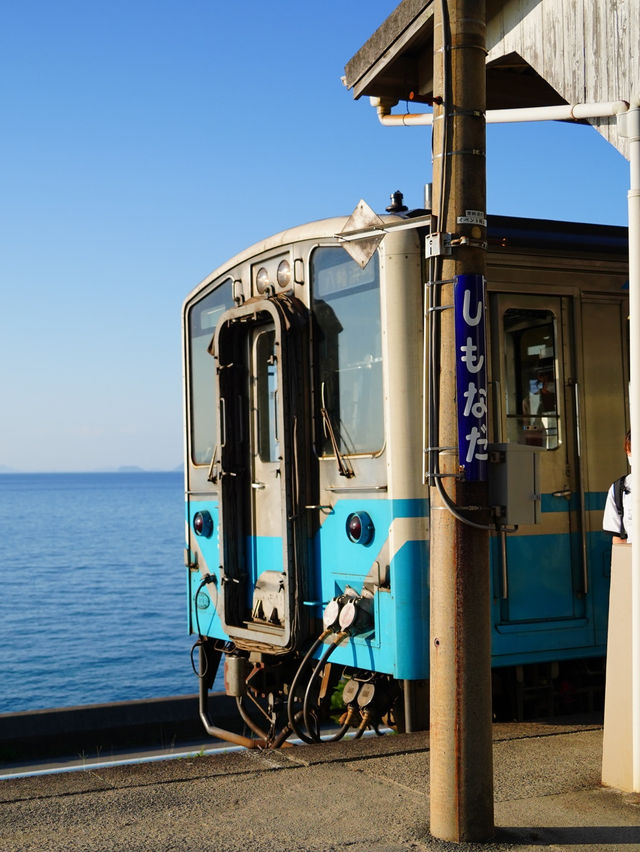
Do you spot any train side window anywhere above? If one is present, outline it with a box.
[311,247,383,455]
[503,309,559,450]
[188,279,234,465]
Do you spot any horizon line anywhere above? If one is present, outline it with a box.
[0,466,183,475]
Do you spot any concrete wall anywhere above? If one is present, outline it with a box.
[0,694,238,763]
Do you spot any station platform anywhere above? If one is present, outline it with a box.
[2,717,640,851]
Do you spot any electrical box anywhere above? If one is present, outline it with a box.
[488,443,541,527]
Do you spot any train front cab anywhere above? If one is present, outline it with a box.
[183,214,628,739]
[183,220,428,723]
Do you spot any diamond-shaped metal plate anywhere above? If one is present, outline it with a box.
[338,199,386,269]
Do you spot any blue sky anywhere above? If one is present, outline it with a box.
[0,1,631,472]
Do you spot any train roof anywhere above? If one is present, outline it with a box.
[487,214,628,255]
[186,211,628,304]
[187,215,370,301]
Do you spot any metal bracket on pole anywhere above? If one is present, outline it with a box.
[617,108,640,143]
[426,232,452,257]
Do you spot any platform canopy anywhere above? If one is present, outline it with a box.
[344,0,640,159]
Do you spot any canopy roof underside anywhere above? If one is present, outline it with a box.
[344,0,640,159]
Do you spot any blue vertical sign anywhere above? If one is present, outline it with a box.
[454,274,488,481]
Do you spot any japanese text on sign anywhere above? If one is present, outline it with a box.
[454,274,488,481]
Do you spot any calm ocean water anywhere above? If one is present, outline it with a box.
[0,472,217,715]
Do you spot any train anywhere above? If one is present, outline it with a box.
[182,194,629,747]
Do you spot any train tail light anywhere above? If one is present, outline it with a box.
[193,510,213,537]
[346,511,374,545]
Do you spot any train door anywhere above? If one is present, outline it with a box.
[248,324,282,589]
[490,293,587,631]
[213,296,313,651]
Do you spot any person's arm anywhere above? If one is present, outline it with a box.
[603,482,625,542]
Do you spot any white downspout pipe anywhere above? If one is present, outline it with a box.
[370,98,630,125]
[626,102,640,792]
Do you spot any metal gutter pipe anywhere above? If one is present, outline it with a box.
[370,98,630,125]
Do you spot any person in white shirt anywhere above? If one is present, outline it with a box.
[603,430,632,544]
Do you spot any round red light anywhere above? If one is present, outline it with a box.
[193,511,213,537]
[346,512,374,545]
[347,515,362,541]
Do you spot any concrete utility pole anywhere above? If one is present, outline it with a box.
[429,0,494,842]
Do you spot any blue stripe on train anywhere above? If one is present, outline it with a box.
[541,491,607,513]
[186,496,612,673]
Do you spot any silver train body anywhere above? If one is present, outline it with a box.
[182,209,628,745]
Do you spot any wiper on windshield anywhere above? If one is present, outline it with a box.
[320,382,354,479]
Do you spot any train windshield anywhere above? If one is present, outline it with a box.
[188,279,234,465]
[503,308,559,450]
[311,247,383,455]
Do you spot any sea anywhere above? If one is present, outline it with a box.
[0,471,221,715]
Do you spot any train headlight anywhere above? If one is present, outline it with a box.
[193,510,213,538]
[256,267,270,293]
[346,511,374,545]
[276,259,291,288]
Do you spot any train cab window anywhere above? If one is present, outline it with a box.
[188,279,234,465]
[311,247,383,455]
[503,309,559,450]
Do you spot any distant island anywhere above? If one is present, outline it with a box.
[0,464,183,475]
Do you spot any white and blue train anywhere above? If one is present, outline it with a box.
[182,198,629,746]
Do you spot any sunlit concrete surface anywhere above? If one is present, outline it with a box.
[2,722,640,851]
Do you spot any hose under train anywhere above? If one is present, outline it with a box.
[286,629,354,744]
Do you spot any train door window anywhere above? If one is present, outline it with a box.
[503,309,559,450]
[188,279,234,465]
[254,328,279,463]
[492,294,585,628]
[311,247,383,455]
